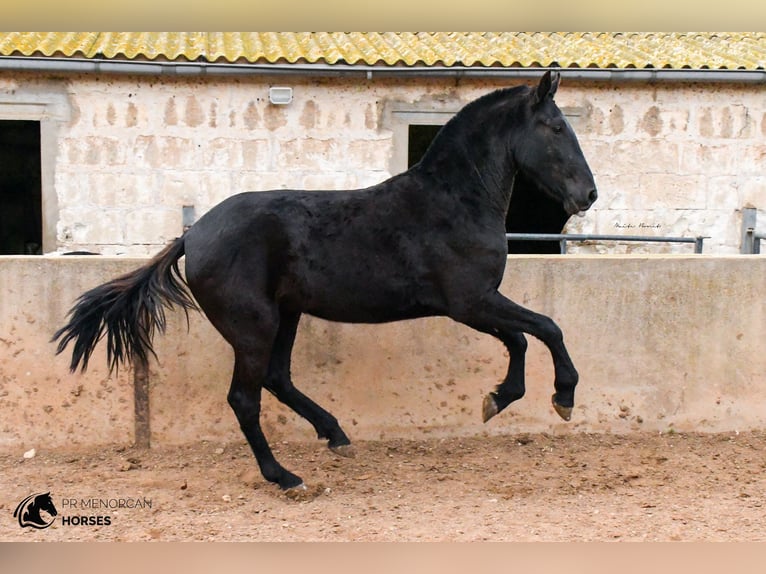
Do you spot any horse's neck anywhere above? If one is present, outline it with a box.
[418,152,516,215]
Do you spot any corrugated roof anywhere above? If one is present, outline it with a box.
[1,32,765,70]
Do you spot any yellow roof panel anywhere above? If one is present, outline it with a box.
[1,32,764,70]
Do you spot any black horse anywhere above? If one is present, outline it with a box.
[54,71,597,490]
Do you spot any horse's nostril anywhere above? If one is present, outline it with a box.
[588,189,598,203]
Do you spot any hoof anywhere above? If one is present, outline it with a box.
[285,482,307,492]
[482,393,499,423]
[276,470,305,490]
[551,394,573,421]
[283,482,326,502]
[329,443,356,458]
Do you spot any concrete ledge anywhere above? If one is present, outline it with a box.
[1,255,764,451]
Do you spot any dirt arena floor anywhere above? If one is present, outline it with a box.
[3,430,766,542]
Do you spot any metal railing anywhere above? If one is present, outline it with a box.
[741,207,766,254]
[506,233,707,254]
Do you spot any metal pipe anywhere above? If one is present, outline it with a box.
[2,56,766,83]
[506,233,707,253]
[750,231,766,254]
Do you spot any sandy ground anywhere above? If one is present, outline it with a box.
[3,430,766,542]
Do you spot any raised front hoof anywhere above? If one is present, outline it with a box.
[329,443,356,459]
[482,393,499,423]
[551,394,573,421]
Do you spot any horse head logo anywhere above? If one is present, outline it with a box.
[13,492,58,529]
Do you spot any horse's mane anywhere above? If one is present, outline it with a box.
[406,83,570,251]
[415,85,530,169]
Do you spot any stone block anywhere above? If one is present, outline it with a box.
[706,177,741,212]
[158,172,203,208]
[134,136,199,170]
[585,140,680,177]
[202,138,244,169]
[735,144,766,176]
[58,207,125,246]
[241,139,271,169]
[125,208,180,244]
[54,171,90,206]
[679,143,738,176]
[196,171,236,212]
[637,174,707,210]
[738,177,766,208]
[276,138,336,171]
[596,174,643,210]
[88,172,157,207]
[697,104,757,139]
[345,139,391,171]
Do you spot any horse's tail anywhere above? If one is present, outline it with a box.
[52,237,198,373]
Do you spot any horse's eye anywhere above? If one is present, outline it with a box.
[552,123,563,134]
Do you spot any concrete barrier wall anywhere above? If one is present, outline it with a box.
[1,255,764,451]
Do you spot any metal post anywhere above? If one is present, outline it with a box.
[132,353,151,449]
[741,207,757,254]
[694,237,705,254]
[182,205,196,233]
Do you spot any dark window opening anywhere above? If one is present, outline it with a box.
[0,121,42,254]
[407,124,443,168]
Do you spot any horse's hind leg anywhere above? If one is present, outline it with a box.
[475,331,528,423]
[265,310,354,457]
[228,333,304,489]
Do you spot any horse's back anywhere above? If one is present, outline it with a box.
[182,186,450,321]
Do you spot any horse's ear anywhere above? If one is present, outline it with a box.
[534,70,560,106]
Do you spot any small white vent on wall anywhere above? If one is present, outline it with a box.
[268,87,293,105]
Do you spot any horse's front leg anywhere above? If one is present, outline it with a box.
[455,290,578,422]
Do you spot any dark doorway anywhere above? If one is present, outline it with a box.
[407,124,443,168]
[0,120,42,254]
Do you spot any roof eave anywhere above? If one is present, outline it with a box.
[1,56,765,83]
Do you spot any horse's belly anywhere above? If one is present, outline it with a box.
[305,300,439,324]
[288,277,444,323]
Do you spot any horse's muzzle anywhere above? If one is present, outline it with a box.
[566,188,598,216]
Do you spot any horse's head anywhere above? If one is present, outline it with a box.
[34,492,58,517]
[514,70,598,216]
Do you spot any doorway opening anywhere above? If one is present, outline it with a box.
[407,124,443,168]
[0,120,42,254]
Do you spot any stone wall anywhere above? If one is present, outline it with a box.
[563,82,766,253]
[1,72,765,254]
